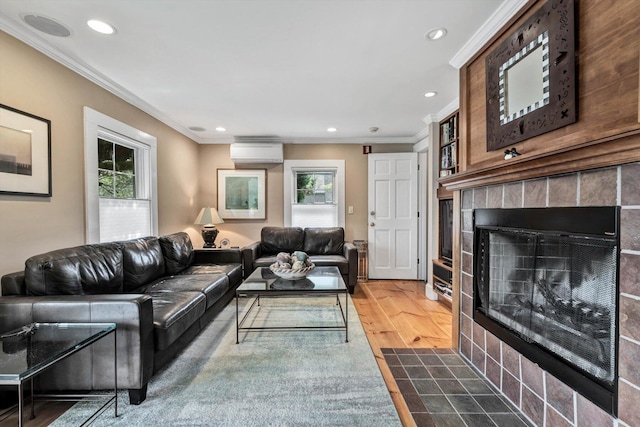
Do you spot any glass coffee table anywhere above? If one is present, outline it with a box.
[0,322,117,427]
[236,266,348,343]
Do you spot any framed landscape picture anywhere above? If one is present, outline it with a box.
[0,104,51,196]
[217,169,266,219]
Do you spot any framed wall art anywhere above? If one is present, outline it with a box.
[0,104,52,196]
[217,169,266,219]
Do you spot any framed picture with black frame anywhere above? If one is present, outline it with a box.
[0,104,51,197]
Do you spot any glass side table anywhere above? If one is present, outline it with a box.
[0,322,117,426]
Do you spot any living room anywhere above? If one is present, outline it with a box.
[1,0,640,426]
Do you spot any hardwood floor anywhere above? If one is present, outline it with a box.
[352,279,453,427]
[0,279,452,427]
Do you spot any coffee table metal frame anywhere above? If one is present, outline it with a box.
[236,266,349,343]
[0,322,118,427]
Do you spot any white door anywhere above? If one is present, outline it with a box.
[367,153,418,279]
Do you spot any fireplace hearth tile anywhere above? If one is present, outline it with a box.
[472,344,486,373]
[462,210,473,232]
[621,162,640,205]
[620,253,640,296]
[580,167,617,206]
[461,293,473,317]
[462,190,473,210]
[545,404,573,427]
[461,272,473,296]
[620,295,640,342]
[545,374,575,422]
[576,394,614,427]
[462,252,473,275]
[462,231,473,253]
[619,379,640,427]
[504,182,523,208]
[460,335,472,360]
[472,323,486,350]
[548,174,578,207]
[523,178,547,208]
[486,356,501,388]
[619,338,640,386]
[473,187,487,209]
[386,348,534,427]
[521,386,544,427]
[501,370,521,406]
[520,357,544,398]
[486,332,500,362]
[502,344,520,379]
[621,209,640,251]
[487,185,504,208]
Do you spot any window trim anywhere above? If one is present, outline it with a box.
[84,107,158,243]
[283,159,345,228]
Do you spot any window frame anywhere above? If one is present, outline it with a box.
[83,107,158,243]
[283,159,345,228]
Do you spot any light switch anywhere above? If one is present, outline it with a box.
[348,206,354,214]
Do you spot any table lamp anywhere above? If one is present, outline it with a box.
[194,207,224,248]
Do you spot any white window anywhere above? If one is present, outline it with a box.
[84,107,158,243]
[284,160,345,228]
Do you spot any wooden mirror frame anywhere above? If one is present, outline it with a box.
[485,0,576,151]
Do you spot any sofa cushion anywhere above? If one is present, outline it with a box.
[253,255,278,269]
[25,243,124,296]
[146,291,206,350]
[260,227,304,254]
[121,237,165,292]
[159,232,195,275]
[308,255,349,275]
[180,264,243,288]
[136,274,229,309]
[303,227,344,255]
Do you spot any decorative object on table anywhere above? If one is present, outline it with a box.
[270,251,315,279]
[0,104,52,196]
[217,169,266,219]
[194,206,224,248]
[219,238,230,248]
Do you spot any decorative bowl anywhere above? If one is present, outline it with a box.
[269,262,315,280]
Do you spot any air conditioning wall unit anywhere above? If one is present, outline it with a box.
[230,143,283,163]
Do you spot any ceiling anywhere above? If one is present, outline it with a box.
[0,0,526,144]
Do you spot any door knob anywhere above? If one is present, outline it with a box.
[370,222,375,227]
[370,211,375,216]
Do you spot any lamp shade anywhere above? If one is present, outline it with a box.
[194,207,224,225]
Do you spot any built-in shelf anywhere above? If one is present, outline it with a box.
[438,111,459,181]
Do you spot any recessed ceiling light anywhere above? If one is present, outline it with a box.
[327,127,337,132]
[189,126,206,132]
[22,14,71,37]
[215,127,226,132]
[87,19,116,35]
[424,91,438,98]
[425,28,447,41]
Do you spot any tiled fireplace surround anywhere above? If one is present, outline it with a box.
[458,162,640,427]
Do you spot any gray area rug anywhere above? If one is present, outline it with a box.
[51,296,401,426]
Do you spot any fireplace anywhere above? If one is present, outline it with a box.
[473,206,620,415]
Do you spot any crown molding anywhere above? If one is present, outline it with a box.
[0,14,202,143]
[437,98,460,122]
[449,0,530,69]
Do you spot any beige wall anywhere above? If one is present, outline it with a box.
[0,32,201,278]
[0,30,415,279]
[197,143,413,248]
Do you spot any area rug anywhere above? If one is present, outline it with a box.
[51,296,401,426]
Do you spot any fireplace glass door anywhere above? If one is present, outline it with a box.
[476,228,617,384]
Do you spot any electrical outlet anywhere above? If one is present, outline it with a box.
[348,206,354,214]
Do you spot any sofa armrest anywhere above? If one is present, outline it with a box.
[343,242,358,292]
[193,248,242,265]
[241,242,262,279]
[0,294,154,391]
[1,271,26,296]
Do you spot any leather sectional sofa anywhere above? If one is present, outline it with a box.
[0,232,242,405]
[242,227,358,293]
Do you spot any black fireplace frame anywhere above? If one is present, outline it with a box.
[472,206,620,415]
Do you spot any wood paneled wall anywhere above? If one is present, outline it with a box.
[443,0,640,191]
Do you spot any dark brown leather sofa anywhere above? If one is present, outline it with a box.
[0,232,242,405]
[242,227,357,293]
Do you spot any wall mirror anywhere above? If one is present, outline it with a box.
[486,0,576,151]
